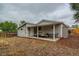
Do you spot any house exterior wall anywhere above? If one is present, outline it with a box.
[29,27,34,37]
[17,26,26,37]
[38,21,53,26]
[55,24,68,38]
[26,24,36,27]
[55,24,61,37]
[56,24,68,38]
[62,25,68,38]
[17,25,29,37]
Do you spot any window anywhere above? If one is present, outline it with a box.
[21,28,23,30]
[39,27,41,30]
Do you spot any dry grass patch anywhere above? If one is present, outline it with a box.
[0,36,79,56]
[0,38,9,48]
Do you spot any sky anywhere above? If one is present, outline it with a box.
[0,3,76,26]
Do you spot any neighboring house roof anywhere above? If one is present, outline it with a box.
[18,19,69,29]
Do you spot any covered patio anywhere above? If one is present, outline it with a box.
[28,23,63,41]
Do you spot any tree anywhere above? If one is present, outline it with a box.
[72,25,79,28]
[0,21,17,32]
[71,3,79,21]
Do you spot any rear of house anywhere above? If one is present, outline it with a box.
[17,20,69,41]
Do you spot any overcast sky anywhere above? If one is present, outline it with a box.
[0,3,76,26]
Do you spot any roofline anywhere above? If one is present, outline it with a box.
[37,19,63,24]
[18,23,26,29]
[37,19,69,27]
[18,19,69,29]
[18,22,35,29]
[60,23,69,28]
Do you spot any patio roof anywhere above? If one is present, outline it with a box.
[37,20,63,26]
[18,19,69,29]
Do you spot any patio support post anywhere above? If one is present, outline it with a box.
[53,25,55,40]
[60,24,63,37]
[37,26,39,38]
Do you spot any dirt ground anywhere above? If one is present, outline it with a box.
[0,36,79,56]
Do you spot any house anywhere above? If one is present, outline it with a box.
[17,20,69,41]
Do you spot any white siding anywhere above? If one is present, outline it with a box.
[17,26,26,37]
[55,25,60,37]
[17,24,29,37]
[38,21,52,26]
[56,24,68,38]
[29,27,34,37]
[25,25,29,37]
[26,24,36,27]
[62,25,68,38]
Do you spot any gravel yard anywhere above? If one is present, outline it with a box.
[0,36,79,56]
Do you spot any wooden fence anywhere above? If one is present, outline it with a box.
[0,32,17,38]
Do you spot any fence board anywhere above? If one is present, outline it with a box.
[0,32,17,38]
